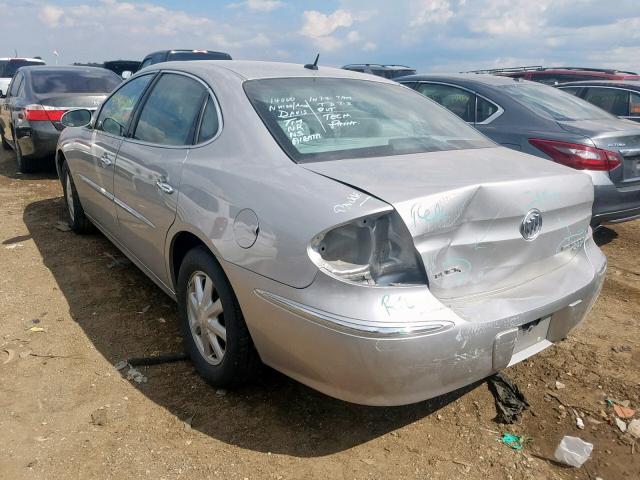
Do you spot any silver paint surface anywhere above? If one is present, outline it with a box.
[57,61,607,405]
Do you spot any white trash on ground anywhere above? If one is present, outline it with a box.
[554,436,593,467]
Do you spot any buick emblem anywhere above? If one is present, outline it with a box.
[520,209,542,241]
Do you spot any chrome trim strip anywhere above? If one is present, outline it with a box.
[77,173,114,201]
[254,289,454,338]
[113,196,156,229]
[77,173,155,229]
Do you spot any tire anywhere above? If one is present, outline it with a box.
[1,132,9,150]
[177,246,260,386]
[61,160,93,233]
[15,134,35,174]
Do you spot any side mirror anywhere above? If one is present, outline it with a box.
[0,89,5,98]
[61,109,92,128]
[121,71,132,79]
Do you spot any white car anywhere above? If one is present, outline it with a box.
[0,57,45,97]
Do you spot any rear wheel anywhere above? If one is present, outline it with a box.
[61,160,93,233]
[177,247,260,386]
[1,132,9,150]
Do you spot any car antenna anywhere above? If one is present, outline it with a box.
[304,54,320,71]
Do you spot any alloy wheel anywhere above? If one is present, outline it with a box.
[186,271,226,365]
[66,173,75,221]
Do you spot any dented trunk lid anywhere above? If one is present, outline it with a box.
[303,147,594,300]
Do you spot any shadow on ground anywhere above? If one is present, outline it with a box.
[20,192,478,457]
[593,226,618,247]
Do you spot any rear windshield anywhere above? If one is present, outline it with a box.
[31,69,122,94]
[0,60,44,78]
[167,51,232,61]
[503,83,614,121]
[244,78,494,163]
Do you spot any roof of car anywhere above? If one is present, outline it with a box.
[145,49,230,56]
[151,60,398,83]
[343,64,414,71]
[18,65,116,73]
[557,79,640,89]
[0,57,45,62]
[396,73,525,87]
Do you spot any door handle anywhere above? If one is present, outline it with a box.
[156,180,175,194]
[99,153,112,167]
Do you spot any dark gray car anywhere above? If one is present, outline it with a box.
[558,80,640,123]
[398,74,640,226]
[0,66,121,172]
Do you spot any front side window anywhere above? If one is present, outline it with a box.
[244,78,494,163]
[583,87,630,117]
[133,73,206,145]
[415,83,474,122]
[503,83,614,121]
[97,74,153,136]
[30,69,121,94]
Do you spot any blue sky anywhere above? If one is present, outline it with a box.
[1,0,639,73]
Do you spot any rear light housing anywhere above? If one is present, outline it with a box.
[24,104,68,122]
[309,212,428,286]
[529,138,622,171]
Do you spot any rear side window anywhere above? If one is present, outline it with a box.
[9,73,23,96]
[197,96,220,143]
[97,74,154,136]
[415,83,474,122]
[30,69,121,94]
[476,96,499,123]
[583,87,630,116]
[630,92,640,117]
[558,86,581,96]
[133,73,206,145]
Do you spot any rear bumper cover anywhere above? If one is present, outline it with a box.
[224,237,606,406]
[15,122,60,159]
[592,183,640,224]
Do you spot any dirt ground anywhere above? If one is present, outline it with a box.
[0,148,638,480]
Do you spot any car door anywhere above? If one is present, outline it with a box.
[112,71,208,286]
[70,73,155,236]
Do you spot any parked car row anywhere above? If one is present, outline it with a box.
[51,60,608,406]
[397,73,640,226]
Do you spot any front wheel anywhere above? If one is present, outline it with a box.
[61,161,93,233]
[177,246,260,386]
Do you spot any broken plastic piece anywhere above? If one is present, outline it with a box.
[554,436,593,467]
[487,373,530,424]
[499,433,527,450]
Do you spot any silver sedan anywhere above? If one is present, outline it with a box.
[56,61,606,406]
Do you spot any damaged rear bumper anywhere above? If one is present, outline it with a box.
[224,236,606,406]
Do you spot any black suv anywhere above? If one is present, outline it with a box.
[140,50,232,69]
[342,64,416,79]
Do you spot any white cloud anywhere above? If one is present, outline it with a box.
[363,41,377,51]
[410,0,454,27]
[38,5,65,26]
[229,0,284,12]
[468,0,552,36]
[347,30,361,43]
[300,9,354,38]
